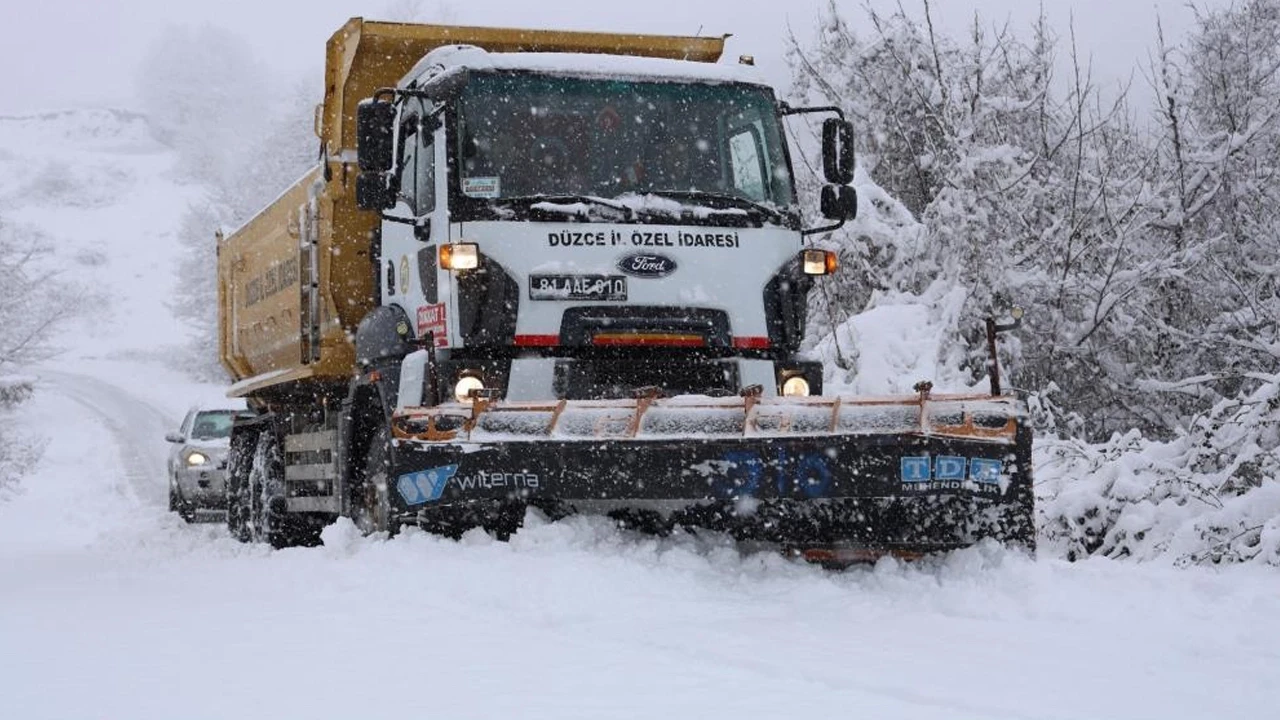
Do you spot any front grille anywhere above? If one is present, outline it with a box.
[554,357,738,399]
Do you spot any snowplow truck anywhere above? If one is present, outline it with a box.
[218,18,1035,560]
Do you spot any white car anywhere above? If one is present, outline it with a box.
[165,405,248,522]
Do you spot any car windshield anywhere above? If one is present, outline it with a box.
[455,72,795,208]
[190,411,238,440]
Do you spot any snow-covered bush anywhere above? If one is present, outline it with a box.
[0,374,41,501]
[1038,377,1280,566]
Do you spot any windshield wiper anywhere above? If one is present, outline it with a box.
[501,194,635,221]
[641,190,789,226]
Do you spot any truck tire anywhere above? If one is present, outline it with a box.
[353,425,398,535]
[246,428,319,549]
[226,425,257,542]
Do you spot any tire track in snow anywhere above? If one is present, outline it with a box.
[36,369,173,507]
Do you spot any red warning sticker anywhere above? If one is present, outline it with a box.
[416,303,448,347]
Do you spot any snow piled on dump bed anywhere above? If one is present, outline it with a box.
[408,44,767,87]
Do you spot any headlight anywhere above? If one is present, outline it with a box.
[781,375,811,397]
[454,374,485,404]
[185,451,209,467]
[440,243,479,271]
[801,249,837,276]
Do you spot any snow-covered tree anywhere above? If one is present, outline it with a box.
[789,1,1165,436]
[790,0,1280,564]
[0,216,75,496]
[1142,0,1280,422]
[0,218,77,370]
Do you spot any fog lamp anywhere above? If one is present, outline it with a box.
[453,374,485,404]
[781,375,811,397]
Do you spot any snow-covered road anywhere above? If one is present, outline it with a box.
[35,369,172,506]
[2,362,1278,720]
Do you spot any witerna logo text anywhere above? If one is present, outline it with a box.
[396,466,540,506]
[899,455,1006,492]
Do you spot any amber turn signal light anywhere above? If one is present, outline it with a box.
[801,249,837,276]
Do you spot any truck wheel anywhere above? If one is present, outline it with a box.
[226,426,257,542]
[247,429,295,548]
[246,430,278,545]
[354,425,397,535]
[246,424,323,549]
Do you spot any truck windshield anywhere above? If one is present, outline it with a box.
[455,72,795,211]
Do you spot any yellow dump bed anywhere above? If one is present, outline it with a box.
[217,18,726,397]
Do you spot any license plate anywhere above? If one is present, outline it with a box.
[529,274,627,301]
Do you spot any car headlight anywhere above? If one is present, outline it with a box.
[781,375,811,397]
[454,374,485,404]
[185,451,209,467]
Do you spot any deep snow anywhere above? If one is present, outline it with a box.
[1,109,1278,720]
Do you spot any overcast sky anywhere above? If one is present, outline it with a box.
[0,0,1228,117]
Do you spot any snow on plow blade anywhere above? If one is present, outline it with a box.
[388,393,1035,554]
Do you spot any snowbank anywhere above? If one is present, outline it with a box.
[1037,377,1280,566]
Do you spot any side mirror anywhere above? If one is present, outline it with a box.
[164,432,185,444]
[821,118,855,185]
[356,172,394,211]
[357,97,395,172]
[820,184,857,221]
[356,95,397,211]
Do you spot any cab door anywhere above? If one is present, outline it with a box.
[379,100,448,347]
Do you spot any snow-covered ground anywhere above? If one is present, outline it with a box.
[1,109,1278,719]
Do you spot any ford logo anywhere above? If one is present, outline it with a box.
[616,253,677,278]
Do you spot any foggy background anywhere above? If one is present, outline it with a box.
[0,0,1228,117]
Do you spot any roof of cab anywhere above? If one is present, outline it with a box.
[321,18,729,153]
[403,44,765,89]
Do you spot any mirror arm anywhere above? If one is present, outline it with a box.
[801,218,846,237]
[778,102,846,120]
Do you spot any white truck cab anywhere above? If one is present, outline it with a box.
[356,45,857,407]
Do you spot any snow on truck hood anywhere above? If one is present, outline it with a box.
[406,45,769,89]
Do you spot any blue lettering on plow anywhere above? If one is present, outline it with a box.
[900,454,1006,487]
[935,456,967,481]
[396,464,458,506]
[717,451,764,498]
[708,449,833,499]
[969,458,1004,485]
[900,456,932,483]
[795,452,833,498]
